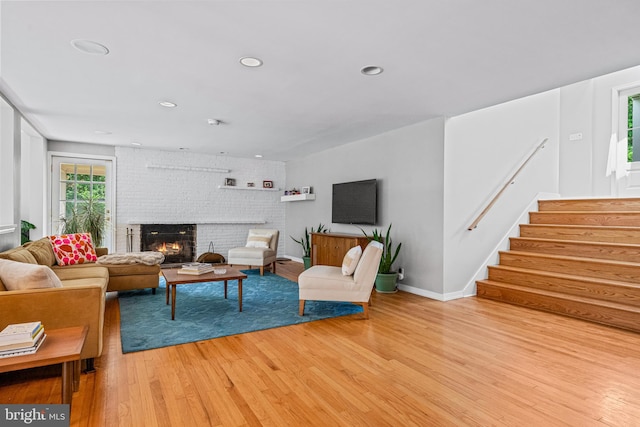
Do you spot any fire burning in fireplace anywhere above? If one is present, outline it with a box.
[140,224,196,264]
[157,241,181,254]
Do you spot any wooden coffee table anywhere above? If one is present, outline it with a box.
[0,326,88,405]
[162,267,248,320]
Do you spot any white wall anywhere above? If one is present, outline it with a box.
[0,97,15,231]
[285,118,446,297]
[591,66,640,196]
[556,65,640,198]
[115,147,286,258]
[559,80,594,197]
[443,90,560,298]
[20,120,47,240]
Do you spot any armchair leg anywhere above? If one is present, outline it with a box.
[260,266,265,276]
[272,261,276,274]
[360,302,369,319]
[299,300,305,316]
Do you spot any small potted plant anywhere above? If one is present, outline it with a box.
[360,224,402,293]
[21,220,36,245]
[291,223,328,269]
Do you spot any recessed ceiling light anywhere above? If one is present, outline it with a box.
[240,57,263,67]
[361,65,384,76]
[255,154,263,158]
[179,147,189,151]
[159,101,177,108]
[71,39,110,56]
[94,130,112,135]
[131,142,142,146]
[207,118,221,126]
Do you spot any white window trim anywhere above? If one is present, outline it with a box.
[47,151,117,248]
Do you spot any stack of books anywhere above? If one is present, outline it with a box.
[0,321,46,358]
[177,262,215,275]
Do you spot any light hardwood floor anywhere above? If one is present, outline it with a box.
[2,260,640,426]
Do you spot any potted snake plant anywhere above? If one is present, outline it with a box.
[360,224,402,293]
[291,223,328,269]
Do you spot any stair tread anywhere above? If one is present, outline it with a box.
[478,279,640,313]
[487,264,640,289]
[533,211,640,214]
[501,250,640,267]
[512,236,640,248]
[523,224,640,231]
[540,197,640,203]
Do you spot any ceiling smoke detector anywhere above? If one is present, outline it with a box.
[207,118,221,126]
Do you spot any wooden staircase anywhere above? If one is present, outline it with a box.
[476,197,640,333]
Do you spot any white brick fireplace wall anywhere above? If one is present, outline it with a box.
[115,147,286,260]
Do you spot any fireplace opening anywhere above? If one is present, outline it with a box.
[140,224,196,264]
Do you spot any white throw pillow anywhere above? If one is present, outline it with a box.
[341,245,362,276]
[246,232,272,248]
[0,258,63,290]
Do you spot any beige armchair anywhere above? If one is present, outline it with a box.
[298,241,383,319]
[228,229,280,275]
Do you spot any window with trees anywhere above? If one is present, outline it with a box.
[57,163,107,246]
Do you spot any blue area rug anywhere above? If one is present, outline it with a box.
[118,270,362,353]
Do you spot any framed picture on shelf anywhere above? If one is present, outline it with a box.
[225,178,236,187]
[263,180,273,188]
[301,186,311,194]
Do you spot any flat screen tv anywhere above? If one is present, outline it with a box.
[332,179,377,225]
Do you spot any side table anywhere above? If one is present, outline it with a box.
[0,326,88,405]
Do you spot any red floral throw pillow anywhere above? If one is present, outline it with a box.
[48,233,98,266]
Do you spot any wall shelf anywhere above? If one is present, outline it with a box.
[218,185,280,192]
[127,220,266,225]
[280,194,316,202]
[147,164,230,173]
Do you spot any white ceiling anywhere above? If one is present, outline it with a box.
[2,0,640,161]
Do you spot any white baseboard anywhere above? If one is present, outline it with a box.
[397,283,471,301]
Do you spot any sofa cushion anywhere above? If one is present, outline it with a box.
[0,247,38,264]
[0,258,63,290]
[48,233,98,266]
[24,238,57,266]
[341,245,362,276]
[52,265,109,282]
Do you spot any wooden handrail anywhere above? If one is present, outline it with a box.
[467,138,548,231]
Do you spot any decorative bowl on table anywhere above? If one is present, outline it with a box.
[213,268,226,274]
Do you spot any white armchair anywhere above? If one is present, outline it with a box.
[228,229,279,276]
[298,241,383,319]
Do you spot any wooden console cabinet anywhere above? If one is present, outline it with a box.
[311,232,370,267]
